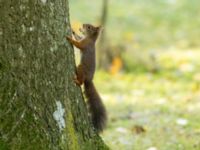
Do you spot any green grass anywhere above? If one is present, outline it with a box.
[94,49,200,150]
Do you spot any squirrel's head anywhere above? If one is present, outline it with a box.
[81,24,102,39]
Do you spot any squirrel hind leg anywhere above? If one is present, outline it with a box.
[73,77,82,86]
[74,65,85,86]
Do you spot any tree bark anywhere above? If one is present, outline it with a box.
[0,0,108,150]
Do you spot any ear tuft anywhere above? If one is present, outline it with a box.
[96,26,103,33]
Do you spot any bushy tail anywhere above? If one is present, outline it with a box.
[84,80,107,132]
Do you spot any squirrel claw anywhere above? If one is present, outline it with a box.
[72,30,75,35]
[66,36,71,40]
[73,77,81,86]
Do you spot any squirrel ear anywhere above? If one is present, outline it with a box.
[96,26,103,32]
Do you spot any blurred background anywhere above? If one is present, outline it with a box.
[69,0,200,149]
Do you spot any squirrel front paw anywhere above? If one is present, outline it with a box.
[72,30,75,35]
[66,36,72,42]
[66,36,70,40]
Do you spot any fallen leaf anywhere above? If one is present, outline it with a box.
[131,125,146,134]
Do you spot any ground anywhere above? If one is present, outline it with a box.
[96,49,200,150]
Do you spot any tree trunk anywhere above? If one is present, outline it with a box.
[0,0,108,150]
[97,0,111,70]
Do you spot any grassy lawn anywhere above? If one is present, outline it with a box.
[95,49,200,150]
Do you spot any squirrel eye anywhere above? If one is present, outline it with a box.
[87,26,91,30]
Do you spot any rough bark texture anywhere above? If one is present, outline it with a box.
[0,0,108,150]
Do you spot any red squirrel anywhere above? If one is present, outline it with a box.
[66,24,107,132]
